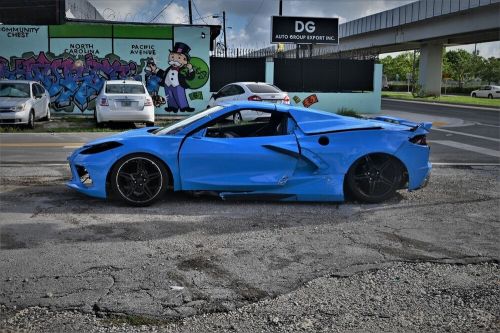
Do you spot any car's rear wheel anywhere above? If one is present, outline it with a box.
[233,111,242,124]
[472,93,476,98]
[110,154,168,206]
[346,153,403,203]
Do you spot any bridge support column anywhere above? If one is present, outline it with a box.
[418,43,443,96]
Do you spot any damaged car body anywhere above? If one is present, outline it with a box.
[67,102,432,206]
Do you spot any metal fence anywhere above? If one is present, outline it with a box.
[211,45,378,60]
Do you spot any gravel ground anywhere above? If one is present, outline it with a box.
[1,261,498,332]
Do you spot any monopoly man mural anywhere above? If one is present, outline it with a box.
[147,42,195,113]
[0,24,210,115]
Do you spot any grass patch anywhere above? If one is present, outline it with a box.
[382,91,500,108]
[336,107,363,118]
[0,117,175,133]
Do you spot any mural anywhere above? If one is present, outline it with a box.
[0,24,211,114]
[0,51,209,113]
[0,51,143,112]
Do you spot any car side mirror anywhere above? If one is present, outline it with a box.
[35,94,43,99]
[212,93,219,100]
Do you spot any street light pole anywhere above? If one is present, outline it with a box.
[223,11,227,58]
[188,0,193,24]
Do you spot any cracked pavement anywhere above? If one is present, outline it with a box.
[0,164,499,324]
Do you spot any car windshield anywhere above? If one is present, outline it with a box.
[247,84,282,94]
[106,84,145,94]
[0,83,31,98]
[155,106,223,135]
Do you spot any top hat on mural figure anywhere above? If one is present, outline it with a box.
[170,42,191,60]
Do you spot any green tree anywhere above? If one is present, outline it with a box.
[444,49,476,88]
[479,57,500,84]
[380,52,416,81]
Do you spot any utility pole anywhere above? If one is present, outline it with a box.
[223,11,227,58]
[188,0,193,24]
[279,0,282,15]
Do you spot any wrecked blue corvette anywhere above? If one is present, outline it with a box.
[67,102,431,205]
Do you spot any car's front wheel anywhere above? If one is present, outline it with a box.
[233,111,243,124]
[110,154,168,206]
[346,153,403,203]
[472,93,477,98]
[488,94,493,99]
[26,110,35,129]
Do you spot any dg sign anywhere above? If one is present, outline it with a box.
[271,16,339,44]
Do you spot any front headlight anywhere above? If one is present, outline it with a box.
[11,103,26,112]
[79,141,123,155]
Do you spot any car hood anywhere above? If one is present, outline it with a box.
[0,98,30,108]
[83,127,158,146]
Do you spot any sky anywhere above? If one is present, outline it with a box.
[88,0,499,58]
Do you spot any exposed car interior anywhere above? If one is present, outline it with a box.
[205,110,289,138]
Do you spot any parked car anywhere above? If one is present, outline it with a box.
[208,82,290,123]
[470,85,500,99]
[0,80,50,128]
[95,80,155,126]
[67,101,431,206]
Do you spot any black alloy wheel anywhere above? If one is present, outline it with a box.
[111,154,168,206]
[472,93,476,98]
[347,154,403,203]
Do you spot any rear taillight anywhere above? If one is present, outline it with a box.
[100,98,109,106]
[144,98,153,106]
[410,135,427,145]
[248,95,262,101]
[283,95,290,104]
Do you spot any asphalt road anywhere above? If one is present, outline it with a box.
[0,100,498,165]
[0,101,499,331]
[382,99,500,165]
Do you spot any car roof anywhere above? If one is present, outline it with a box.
[234,82,274,86]
[105,80,143,85]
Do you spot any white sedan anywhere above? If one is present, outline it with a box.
[0,80,50,128]
[470,85,500,99]
[208,82,290,123]
[95,80,155,126]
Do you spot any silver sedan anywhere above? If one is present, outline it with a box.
[0,80,50,128]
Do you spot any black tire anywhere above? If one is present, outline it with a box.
[233,111,242,124]
[110,154,168,206]
[346,153,403,203]
[26,110,35,129]
[488,94,493,99]
[472,93,476,98]
[146,121,155,127]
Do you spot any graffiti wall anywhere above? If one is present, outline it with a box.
[0,23,211,114]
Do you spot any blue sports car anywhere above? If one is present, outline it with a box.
[67,102,431,206]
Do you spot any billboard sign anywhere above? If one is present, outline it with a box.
[271,16,339,44]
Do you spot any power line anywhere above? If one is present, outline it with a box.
[245,0,265,30]
[148,0,175,23]
[190,0,209,25]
